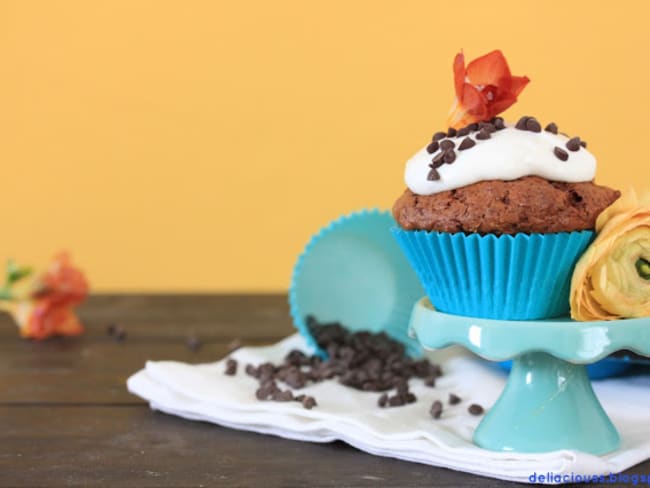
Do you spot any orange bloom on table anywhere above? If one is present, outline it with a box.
[13,254,89,339]
[447,50,530,129]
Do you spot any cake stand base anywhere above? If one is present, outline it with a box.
[474,352,619,454]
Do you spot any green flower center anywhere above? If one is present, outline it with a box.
[636,258,650,280]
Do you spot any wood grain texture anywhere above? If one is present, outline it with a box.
[1,295,648,487]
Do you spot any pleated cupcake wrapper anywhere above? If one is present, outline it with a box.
[289,209,425,357]
[391,229,595,320]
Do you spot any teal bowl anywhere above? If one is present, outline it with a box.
[289,209,425,357]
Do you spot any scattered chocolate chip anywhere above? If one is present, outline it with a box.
[186,334,202,352]
[468,404,485,416]
[475,128,491,140]
[449,393,462,405]
[388,395,405,407]
[443,150,456,164]
[468,123,479,131]
[302,396,317,410]
[458,137,475,151]
[426,141,439,154]
[405,392,417,404]
[430,400,443,419]
[553,146,569,161]
[580,140,587,148]
[245,364,259,378]
[431,151,445,165]
[225,358,238,376]
[227,339,243,352]
[439,139,455,151]
[492,117,505,130]
[447,127,457,137]
[114,327,127,342]
[378,393,388,407]
[479,122,496,133]
[566,137,581,152]
[456,127,470,137]
[294,394,306,402]
[544,122,558,134]
[525,117,541,132]
[424,376,436,387]
[427,168,440,181]
[515,116,530,130]
[432,131,446,142]
[272,390,294,402]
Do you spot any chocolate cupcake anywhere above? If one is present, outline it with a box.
[391,51,620,320]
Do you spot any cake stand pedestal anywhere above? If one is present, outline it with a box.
[409,298,650,455]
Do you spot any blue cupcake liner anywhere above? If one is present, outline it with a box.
[289,209,425,357]
[390,229,595,320]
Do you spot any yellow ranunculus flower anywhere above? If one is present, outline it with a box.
[570,189,650,321]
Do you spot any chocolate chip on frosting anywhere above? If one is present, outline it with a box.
[426,141,439,154]
[432,131,447,142]
[525,117,541,132]
[456,127,471,137]
[439,139,455,151]
[553,146,569,161]
[566,137,581,152]
[431,151,445,167]
[443,150,456,164]
[468,122,479,131]
[580,140,587,148]
[458,137,475,151]
[515,116,530,130]
[475,127,491,140]
[446,127,457,137]
[427,168,441,181]
[479,122,496,133]
[544,122,558,134]
[492,117,506,130]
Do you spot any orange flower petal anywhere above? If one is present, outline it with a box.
[507,75,530,97]
[461,84,488,118]
[465,50,511,87]
[453,52,466,100]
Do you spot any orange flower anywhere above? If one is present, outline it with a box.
[13,254,89,339]
[447,50,530,129]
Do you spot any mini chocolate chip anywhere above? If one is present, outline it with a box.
[427,168,440,181]
[439,139,455,151]
[405,392,417,404]
[186,335,202,352]
[580,140,587,148]
[424,376,436,387]
[225,358,238,376]
[475,128,491,140]
[388,395,404,407]
[566,137,581,151]
[468,123,479,131]
[430,400,443,419]
[426,141,439,154]
[302,396,317,409]
[446,127,457,137]
[492,117,505,130]
[525,117,541,132]
[272,390,294,402]
[458,137,475,151]
[479,122,496,133]
[468,404,485,416]
[378,393,388,407]
[449,393,462,405]
[432,131,446,141]
[294,394,306,402]
[553,146,569,161]
[544,122,558,134]
[255,386,272,400]
[456,127,470,137]
[443,150,456,164]
[515,116,530,130]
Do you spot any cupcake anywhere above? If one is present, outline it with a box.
[391,50,620,320]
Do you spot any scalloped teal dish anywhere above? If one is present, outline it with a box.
[289,210,425,357]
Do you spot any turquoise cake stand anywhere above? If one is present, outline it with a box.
[409,298,650,455]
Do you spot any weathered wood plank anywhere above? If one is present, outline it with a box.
[0,294,294,341]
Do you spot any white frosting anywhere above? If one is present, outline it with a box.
[404,125,596,195]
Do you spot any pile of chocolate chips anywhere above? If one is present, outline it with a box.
[222,317,487,417]
[514,115,587,162]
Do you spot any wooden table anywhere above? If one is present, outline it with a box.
[1,295,648,487]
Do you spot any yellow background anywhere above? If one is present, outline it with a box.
[1,1,648,291]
